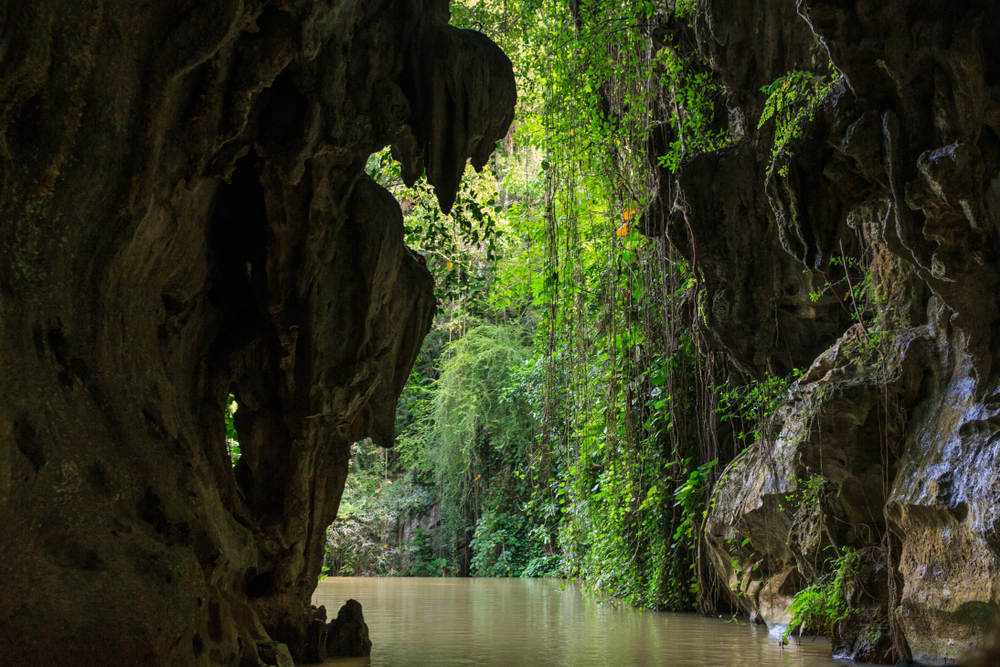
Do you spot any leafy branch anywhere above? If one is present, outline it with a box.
[758,66,838,179]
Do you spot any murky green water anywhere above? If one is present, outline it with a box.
[311,578,870,667]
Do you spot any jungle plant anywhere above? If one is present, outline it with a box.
[674,0,700,18]
[225,394,241,464]
[783,546,860,641]
[716,372,795,447]
[672,457,717,552]
[469,510,547,577]
[656,45,729,174]
[324,468,436,577]
[520,553,564,578]
[758,65,839,179]
[407,528,449,577]
[431,324,540,571]
[788,473,827,514]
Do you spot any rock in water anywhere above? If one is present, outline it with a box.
[327,599,373,657]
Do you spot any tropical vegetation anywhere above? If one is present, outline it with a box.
[224,0,861,621]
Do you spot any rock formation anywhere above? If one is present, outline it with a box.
[325,598,372,658]
[0,1,513,665]
[649,0,1000,664]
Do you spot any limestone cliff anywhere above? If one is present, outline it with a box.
[652,0,1000,664]
[0,1,513,665]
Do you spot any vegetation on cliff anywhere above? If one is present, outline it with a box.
[6,0,996,662]
[325,0,1000,665]
[327,0,815,611]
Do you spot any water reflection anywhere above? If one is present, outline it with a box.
[312,578,866,667]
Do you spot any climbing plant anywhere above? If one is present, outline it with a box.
[783,547,861,641]
[341,0,825,620]
[446,0,735,610]
[758,65,839,179]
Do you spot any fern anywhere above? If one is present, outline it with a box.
[783,547,860,641]
[758,65,838,179]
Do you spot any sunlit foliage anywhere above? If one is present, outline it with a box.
[331,0,837,615]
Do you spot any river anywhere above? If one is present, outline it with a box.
[311,578,872,666]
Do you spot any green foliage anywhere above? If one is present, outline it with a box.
[674,0,700,18]
[805,244,897,371]
[430,324,546,570]
[366,148,506,307]
[758,65,839,179]
[446,0,732,610]
[655,46,729,174]
[716,372,795,446]
[565,446,711,609]
[383,318,551,576]
[553,316,712,609]
[470,510,547,577]
[225,394,240,465]
[433,326,533,464]
[788,473,826,514]
[394,367,439,478]
[672,458,716,553]
[783,547,860,641]
[407,528,449,577]
[325,466,437,577]
[520,554,564,578]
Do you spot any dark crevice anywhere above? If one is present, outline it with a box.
[982,26,1000,88]
[13,420,44,472]
[137,488,170,535]
[208,151,270,324]
[137,486,193,546]
[84,462,114,497]
[208,601,223,642]
[208,151,274,508]
[244,568,277,598]
[258,68,310,156]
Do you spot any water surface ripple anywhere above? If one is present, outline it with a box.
[312,578,870,667]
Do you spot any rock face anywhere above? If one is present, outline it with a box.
[703,323,931,662]
[652,0,1000,664]
[0,1,513,665]
[397,501,442,545]
[326,599,372,657]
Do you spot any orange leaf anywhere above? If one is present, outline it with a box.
[446,261,454,269]
[623,207,636,221]
[615,222,628,237]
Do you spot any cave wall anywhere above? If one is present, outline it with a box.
[661,0,1000,664]
[0,1,513,665]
